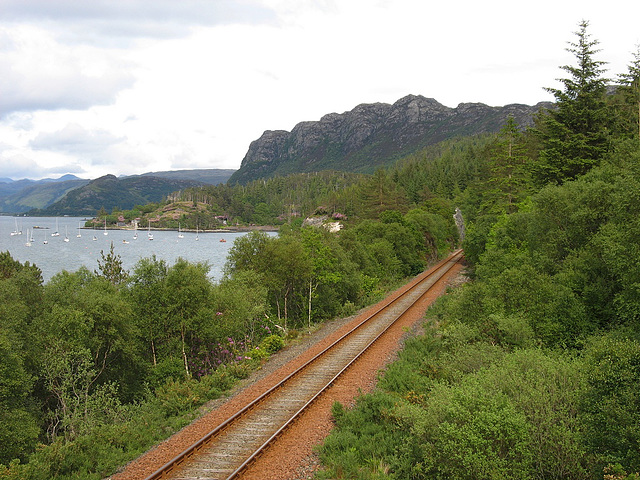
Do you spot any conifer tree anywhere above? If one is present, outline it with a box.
[484,116,530,213]
[532,20,610,185]
[617,46,640,140]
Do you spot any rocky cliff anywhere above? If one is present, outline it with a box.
[229,95,550,185]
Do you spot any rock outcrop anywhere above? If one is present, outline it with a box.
[229,94,550,184]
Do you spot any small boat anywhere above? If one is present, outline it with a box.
[64,226,70,242]
[25,228,32,247]
[147,223,153,241]
[51,218,60,236]
[122,239,129,244]
[103,219,108,235]
[10,218,21,236]
[219,238,227,242]
[77,221,82,238]
[195,224,199,241]
[178,223,184,239]
[133,222,138,240]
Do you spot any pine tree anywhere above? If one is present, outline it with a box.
[483,116,530,213]
[532,20,610,185]
[617,46,640,140]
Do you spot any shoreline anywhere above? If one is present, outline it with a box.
[83,225,280,233]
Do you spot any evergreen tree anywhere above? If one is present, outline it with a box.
[483,116,531,213]
[616,46,640,140]
[95,242,128,285]
[532,20,610,185]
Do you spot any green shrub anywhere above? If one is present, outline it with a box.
[260,334,285,354]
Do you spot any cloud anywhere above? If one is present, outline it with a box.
[30,123,125,155]
[0,26,135,116]
[0,0,277,43]
[0,153,86,180]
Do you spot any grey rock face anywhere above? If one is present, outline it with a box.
[230,94,549,184]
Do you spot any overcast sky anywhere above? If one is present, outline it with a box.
[1,0,638,181]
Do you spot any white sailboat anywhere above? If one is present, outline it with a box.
[64,226,70,242]
[103,219,108,235]
[10,218,21,236]
[51,218,60,236]
[147,223,153,240]
[178,223,184,239]
[25,228,32,247]
[133,222,138,240]
[77,221,82,238]
[195,223,199,241]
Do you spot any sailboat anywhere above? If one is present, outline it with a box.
[77,221,82,238]
[25,229,32,247]
[147,223,153,241]
[43,229,48,245]
[10,218,21,236]
[195,223,199,241]
[133,222,138,240]
[64,226,70,242]
[51,218,60,236]
[178,223,184,239]
[103,218,108,235]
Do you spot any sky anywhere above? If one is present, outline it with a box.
[1,0,639,181]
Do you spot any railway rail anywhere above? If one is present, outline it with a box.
[144,250,464,480]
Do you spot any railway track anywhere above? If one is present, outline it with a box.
[144,250,463,480]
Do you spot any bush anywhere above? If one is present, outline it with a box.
[260,334,285,354]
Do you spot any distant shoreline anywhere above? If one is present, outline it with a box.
[84,225,280,233]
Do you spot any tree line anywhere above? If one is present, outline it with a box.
[317,21,640,480]
[0,202,456,478]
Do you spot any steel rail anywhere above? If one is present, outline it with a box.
[225,250,463,479]
[143,250,463,480]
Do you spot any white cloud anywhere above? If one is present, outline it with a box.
[30,123,125,154]
[0,25,135,115]
[0,0,277,43]
[1,0,639,181]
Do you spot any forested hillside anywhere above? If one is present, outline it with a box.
[1,20,639,480]
[318,22,640,480]
[0,176,89,214]
[28,174,206,216]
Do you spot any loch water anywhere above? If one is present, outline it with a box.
[0,216,267,283]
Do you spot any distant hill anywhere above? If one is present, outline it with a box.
[1,169,235,214]
[0,176,89,214]
[136,168,236,185]
[28,174,206,216]
[229,95,550,185]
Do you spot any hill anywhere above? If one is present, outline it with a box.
[228,94,550,185]
[28,174,206,216]
[136,168,235,185]
[0,176,89,214]
[1,169,235,215]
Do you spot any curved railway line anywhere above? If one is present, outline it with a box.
[134,250,464,480]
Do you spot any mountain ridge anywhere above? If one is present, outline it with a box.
[27,174,207,216]
[0,169,236,214]
[229,94,551,184]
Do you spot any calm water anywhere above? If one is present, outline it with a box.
[0,216,269,283]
